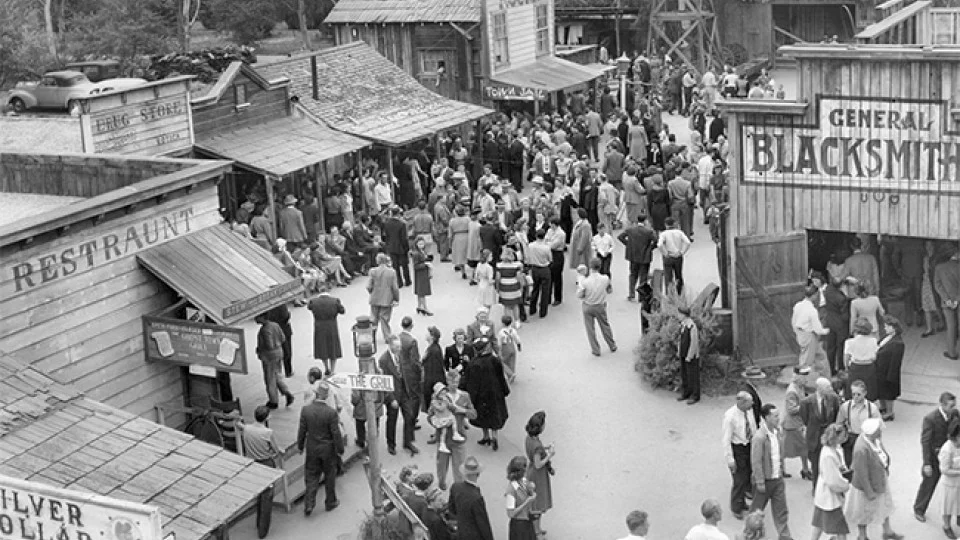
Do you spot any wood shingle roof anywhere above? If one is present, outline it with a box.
[324,0,480,24]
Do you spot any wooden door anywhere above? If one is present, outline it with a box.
[735,231,807,367]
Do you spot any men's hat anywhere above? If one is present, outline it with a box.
[459,456,484,476]
[531,176,544,184]
[862,417,883,436]
[742,366,766,379]
[476,306,489,314]
[472,336,489,347]
[793,366,811,375]
[283,194,297,205]
[240,201,256,211]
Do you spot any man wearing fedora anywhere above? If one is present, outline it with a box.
[449,456,495,540]
[278,194,307,250]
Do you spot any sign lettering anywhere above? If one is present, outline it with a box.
[742,97,960,193]
[143,315,248,374]
[0,476,161,540]
[326,372,395,392]
[498,0,538,9]
[222,280,302,319]
[482,83,547,102]
[9,208,195,293]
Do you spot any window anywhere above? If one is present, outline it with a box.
[420,50,449,75]
[233,83,247,105]
[535,4,550,56]
[492,12,508,67]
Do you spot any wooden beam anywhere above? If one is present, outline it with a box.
[449,22,478,40]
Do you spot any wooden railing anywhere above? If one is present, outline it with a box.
[856,0,931,44]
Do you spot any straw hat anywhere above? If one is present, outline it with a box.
[459,456,484,477]
[283,194,297,205]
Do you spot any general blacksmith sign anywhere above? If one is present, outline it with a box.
[0,475,161,540]
[742,96,960,194]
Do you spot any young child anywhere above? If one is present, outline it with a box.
[575,264,589,288]
[428,382,465,454]
[498,315,522,383]
[475,249,496,309]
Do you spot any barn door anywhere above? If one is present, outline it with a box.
[735,231,807,367]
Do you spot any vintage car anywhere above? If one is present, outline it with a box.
[62,59,121,83]
[88,78,147,96]
[7,71,94,115]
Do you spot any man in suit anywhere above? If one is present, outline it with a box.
[913,391,959,521]
[354,215,381,269]
[367,253,400,341]
[379,334,422,456]
[478,217,504,264]
[449,456,494,540]
[585,105,604,161]
[820,274,850,375]
[750,404,792,540]
[845,236,880,295]
[800,377,840,488]
[618,213,657,301]
[506,133,525,192]
[398,316,422,447]
[935,246,960,360]
[382,206,411,287]
[622,165,646,226]
[297,383,344,515]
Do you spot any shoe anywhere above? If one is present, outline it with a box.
[388,446,397,455]
[686,398,700,405]
[947,352,960,360]
[610,346,617,353]
[416,308,425,315]
[285,393,295,407]
[591,351,601,357]
[325,500,340,512]
[915,512,927,522]
[551,301,561,306]
[266,402,279,410]
[801,470,813,481]
[304,507,313,516]
[422,310,434,316]
[922,330,934,337]
[478,438,491,446]
[404,443,420,456]
[324,368,332,376]
[945,526,957,540]
[782,472,792,478]
[414,423,422,431]
[883,413,895,422]
[491,439,499,451]
[470,281,477,286]
[882,532,903,540]
[356,440,366,449]
[677,395,690,402]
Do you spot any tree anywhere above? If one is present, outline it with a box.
[0,0,56,85]
[206,0,277,45]
[65,0,175,72]
[278,0,335,30]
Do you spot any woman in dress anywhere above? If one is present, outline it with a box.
[449,206,471,278]
[307,283,345,375]
[922,240,944,337]
[646,174,671,232]
[845,317,880,401]
[411,236,434,316]
[845,418,903,540]
[444,328,474,372]
[505,456,538,540]
[783,366,813,480]
[476,249,497,311]
[627,116,648,164]
[939,423,960,539]
[497,248,525,325]
[421,326,445,417]
[850,282,886,339]
[811,423,851,540]
[464,337,509,451]
[466,211,483,285]
[310,235,350,286]
[875,315,904,422]
[524,411,554,538]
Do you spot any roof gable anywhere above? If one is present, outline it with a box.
[192,61,289,107]
[324,0,480,24]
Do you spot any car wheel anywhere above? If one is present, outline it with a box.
[9,98,25,113]
[67,100,81,116]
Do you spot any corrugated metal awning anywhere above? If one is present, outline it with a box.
[491,56,612,93]
[195,116,369,177]
[138,224,302,325]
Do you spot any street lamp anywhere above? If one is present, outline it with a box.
[350,315,383,515]
[616,53,631,114]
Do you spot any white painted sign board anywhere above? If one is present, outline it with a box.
[326,373,395,392]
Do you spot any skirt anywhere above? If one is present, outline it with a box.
[508,518,537,540]
[922,274,938,312]
[783,428,808,459]
[943,478,960,516]
[812,506,849,535]
[844,486,894,526]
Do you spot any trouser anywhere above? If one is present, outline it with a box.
[704,86,717,112]
[628,262,651,299]
[583,303,616,355]
[355,417,380,448]
[385,396,419,449]
[597,254,612,277]
[625,203,643,226]
[672,201,693,237]
[682,86,694,114]
[550,250,564,303]
[390,253,411,286]
[699,188,711,219]
[903,275,922,324]
[841,433,859,480]
[680,356,700,400]
[823,325,845,376]
[945,305,960,357]
[914,462,943,514]
[730,444,753,513]
[260,354,290,405]
[750,477,791,540]
[435,230,450,259]
[529,266,552,317]
[370,305,393,342]
[663,255,684,294]
[796,330,828,372]
[436,442,467,489]
[587,136,599,161]
[280,325,293,377]
[303,451,338,511]
[254,460,276,538]
[599,211,615,234]
[809,444,822,487]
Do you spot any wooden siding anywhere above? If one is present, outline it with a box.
[192,71,289,139]
[332,24,415,77]
[0,154,193,198]
[730,53,960,240]
[720,1,773,60]
[486,0,555,75]
[0,186,222,421]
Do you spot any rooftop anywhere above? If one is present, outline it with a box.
[256,42,492,146]
[324,0,480,24]
[0,193,84,228]
[0,117,84,154]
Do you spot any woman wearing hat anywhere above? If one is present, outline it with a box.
[783,366,813,480]
[463,337,510,451]
[845,417,903,540]
[449,206,471,278]
[845,317,880,401]
[811,423,851,540]
[646,173,671,232]
[875,315,905,422]
[938,423,960,539]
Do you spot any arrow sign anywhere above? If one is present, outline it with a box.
[327,372,395,392]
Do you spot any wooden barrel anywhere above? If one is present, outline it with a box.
[712,308,734,355]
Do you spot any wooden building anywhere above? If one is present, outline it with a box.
[323,0,483,103]
[718,44,960,367]
[0,151,301,423]
[554,0,643,54]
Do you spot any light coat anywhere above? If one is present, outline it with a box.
[750,422,786,487]
[814,445,850,510]
[569,219,593,269]
[367,265,399,307]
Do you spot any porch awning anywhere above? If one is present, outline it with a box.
[195,116,369,177]
[490,56,611,94]
[138,224,302,325]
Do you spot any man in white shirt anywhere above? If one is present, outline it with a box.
[658,217,692,294]
[684,499,730,540]
[701,69,718,112]
[374,172,394,211]
[616,509,650,540]
[750,404,792,540]
[722,391,757,519]
[592,223,615,277]
[578,258,617,357]
[791,285,830,369]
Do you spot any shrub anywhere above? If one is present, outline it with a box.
[357,513,407,540]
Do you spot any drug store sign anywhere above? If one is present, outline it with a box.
[0,476,162,540]
[742,96,960,193]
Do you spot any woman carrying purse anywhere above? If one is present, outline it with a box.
[811,423,852,540]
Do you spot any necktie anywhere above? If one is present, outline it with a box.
[744,410,753,440]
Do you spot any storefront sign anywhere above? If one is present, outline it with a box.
[482,82,546,102]
[497,0,537,8]
[0,475,162,540]
[143,315,247,374]
[742,96,960,193]
[79,77,194,156]
[221,280,302,320]
[326,372,395,392]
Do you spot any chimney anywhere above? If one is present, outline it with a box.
[310,55,319,101]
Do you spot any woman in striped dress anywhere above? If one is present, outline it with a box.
[497,248,525,325]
